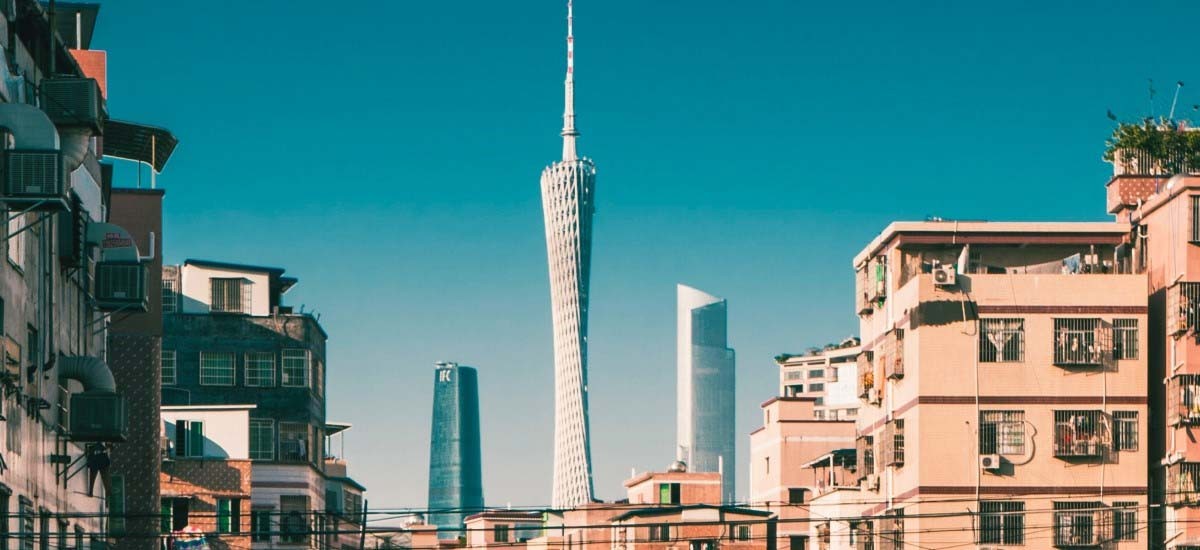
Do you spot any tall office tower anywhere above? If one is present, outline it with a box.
[541,0,597,508]
[428,362,484,538]
[676,284,737,503]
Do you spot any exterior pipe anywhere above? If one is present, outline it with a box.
[58,355,116,393]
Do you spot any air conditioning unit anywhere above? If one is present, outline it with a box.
[867,388,881,405]
[93,262,148,312]
[69,392,127,442]
[3,149,67,211]
[980,454,1002,471]
[933,264,957,286]
[864,474,880,491]
[39,77,104,133]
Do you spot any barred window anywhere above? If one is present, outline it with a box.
[978,501,1024,544]
[281,349,309,387]
[1113,319,1139,360]
[199,352,235,386]
[249,419,275,461]
[210,278,250,314]
[161,350,176,386]
[980,411,1025,455]
[244,352,275,387]
[1112,501,1137,541]
[808,369,824,379]
[162,279,178,314]
[979,319,1024,362]
[648,525,670,542]
[1192,196,1200,242]
[1114,411,1138,452]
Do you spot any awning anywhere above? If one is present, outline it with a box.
[103,119,178,172]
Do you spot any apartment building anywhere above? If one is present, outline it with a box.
[0,1,174,549]
[160,405,254,550]
[849,221,1148,549]
[747,398,855,550]
[775,340,859,421]
[325,425,368,550]
[162,260,336,549]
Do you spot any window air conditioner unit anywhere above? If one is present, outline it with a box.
[933,264,957,286]
[980,454,1002,471]
[864,474,880,491]
[40,77,104,133]
[94,262,148,312]
[3,149,67,211]
[69,392,128,442]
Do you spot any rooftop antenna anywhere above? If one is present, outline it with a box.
[1170,81,1185,120]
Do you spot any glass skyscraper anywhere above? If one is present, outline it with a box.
[427,362,483,538]
[676,284,736,503]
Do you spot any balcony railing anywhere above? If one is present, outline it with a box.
[881,420,904,468]
[1169,282,1200,337]
[856,259,886,316]
[1052,505,1106,548]
[1052,318,1110,367]
[1053,410,1107,459]
[1110,147,1198,177]
[857,352,874,399]
[1168,462,1200,507]
[1169,374,1200,426]
[882,329,903,380]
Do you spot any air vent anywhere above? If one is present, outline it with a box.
[94,262,148,312]
[69,392,127,442]
[3,149,67,211]
[40,77,103,133]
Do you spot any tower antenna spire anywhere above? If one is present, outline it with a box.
[561,0,578,161]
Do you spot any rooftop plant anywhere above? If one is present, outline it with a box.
[1104,118,1200,174]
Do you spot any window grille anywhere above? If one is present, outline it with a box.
[1170,374,1200,426]
[1051,502,1105,548]
[978,501,1024,545]
[162,278,178,314]
[882,329,903,379]
[199,352,235,386]
[1052,318,1109,366]
[979,411,1025,455]
[281,349,309,387]
[1111,501,1137,542]
[249,419,274,461]
[979,319,1024,362]
[161,350,176,385]
[856,435,875,479]
[1053,410,1107,458]
[244,352,275,387]
[1169,282,1200,336]
[1168,462,1200,507]
[1112,411,1138,452]
[210,278,250,314]
[1112,318,1139,360]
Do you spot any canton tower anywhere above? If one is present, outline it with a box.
[540,0,596,508]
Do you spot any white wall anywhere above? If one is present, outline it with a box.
[179,264,272,315]
[162,406,252,459]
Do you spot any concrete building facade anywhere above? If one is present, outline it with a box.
[775,341,859,421]
[676,284,736,503]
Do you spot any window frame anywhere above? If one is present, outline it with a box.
[161,350,177,386]
[1112,501,1137,542]
[199,351,236,386]
[1113,411,1139,452]
[251,509,273,542]
[979,318,1025,363]
[281,349,310,388]
[1112,318,1139,360]
[978,501,1024,545]
[244,352,276,387]
[493,525,509,543]
[210,277,249,314]
[161,278,178,314]
[979,411,1026,455]
[249,419,276,461]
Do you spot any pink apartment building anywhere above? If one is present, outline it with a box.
[849,221,1148,549]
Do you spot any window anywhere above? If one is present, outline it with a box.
[251,509,273,542]
[1052,502,1102,547]
[56,519,65,550]
[1192,196,1200,242]
[210,278,249,314]
[161,350,176,386]
[1113,411,1138,452]
[245,352,275,387]
[789,536,808,550]
[1112,501,1137,541]
[37,509,47,550]
[647,525,670,542]
[217,499,241,534]
[6,213,24,271]
[736,525,750,542]
[1053,318,1107,366]
[1113,318,1139,360]
[978,501,1024,545]
[162,278,177,314]
[279,422,310,462]
[173,420,204,458]
[25,326,36,385]
[279,496,309,544]
[885,510,903,550]
[72,527,82,550]
[850,521,873,550]
[0,485,9,550]
[807,369,824,379]
[808,383,825,393]
[857,435,874,477]
[494,525,509,543]
[690,541,715,550]
[281,349,309,387]
[1053,410,1106,458]
[887,419,905,467]
[979,319,1024,362]
[250,419,275,461]
[784,371,803,381]
[18,498,30,550]
[979,411,1025,455]
[159,500,171,533]
[787,488,806,505]
[658,483,680,505]
[199,352,235,386]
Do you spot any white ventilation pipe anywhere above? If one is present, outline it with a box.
[0,103,60,149]
[59,127,89,172]
[58,355,115,393]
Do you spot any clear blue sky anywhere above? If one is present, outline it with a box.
[96,0,1197,506]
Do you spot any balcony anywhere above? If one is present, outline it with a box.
[1110,147,1196,177]
[1170,282,1200,337]
[1051,506,1105,548]
[856,259,886,316]
[881,329,903,380]
[1168,462,1200,507]
[1169,375,1200,426]
[1052,318,1110,367]
[1053,410,1107,459]
[856,351,874,399]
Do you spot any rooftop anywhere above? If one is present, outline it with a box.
[854,220,1130,266]
[612,504,773,522]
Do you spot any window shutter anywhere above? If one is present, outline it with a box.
[189,421,204,457]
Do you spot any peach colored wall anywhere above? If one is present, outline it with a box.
[625,472,722,505]
[613,510,769,550]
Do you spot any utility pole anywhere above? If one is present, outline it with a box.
[358,500,369,550]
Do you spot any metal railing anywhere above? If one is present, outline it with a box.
[857,352,874,398]
[1169,375,1200,426]
[1169,282,1200,337]
[1053,410,1107,459]
[882,330,903,380]
[1168,462,1200,507]
[882,420,904,467]
[1051,505,1106,547]
[1052,318,1110,367]
[1110,147,1198,177]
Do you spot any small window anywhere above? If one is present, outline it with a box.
[979,319,1024,362]
[648,525,670,542]
[1112,501,1137,541]
[807,369,824,379]
[0,485,10,550]
[1192,196,1200,242]
[6,213,24,271]
[784,371,804,381]
[18,498,31,550]
[787,488,805,504]
[282,349,309,387]
[658,483,680,505]
[279,422,310,462]
[980,411,1025,455]
[1113,319,1139,360]
[162,278,178,314]
[250,419,275,461]
[1113,411,1139,452]
[978,501,1024,544]
[174,420,205,458]
[199,352,235,386]
[251,509,273,542]
[736,525,750,542]
[161,350,176,386]
[494,525,509,543]
[808,383,824,393]
[210,278,249,314]
[217,499,240,534]
[244,352,275,387]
